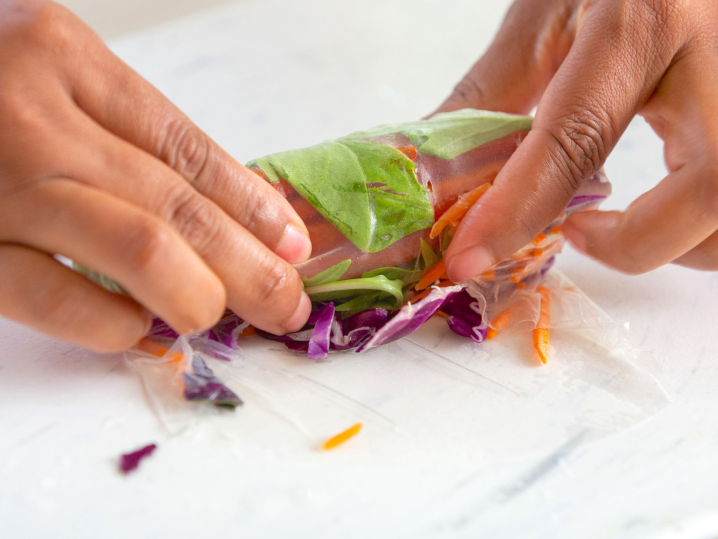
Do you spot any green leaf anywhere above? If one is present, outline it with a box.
[301,259,352,287]
[420,238,439,271]
[334,292,396,313]
[361,266,420,285]
[305,275,404,307]
[73,263,127,295]
[346,109,533,160]
[247,140,433,253]
[338,140,434,252]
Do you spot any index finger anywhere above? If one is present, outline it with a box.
[445,1,684,281]
[55,6,311,264]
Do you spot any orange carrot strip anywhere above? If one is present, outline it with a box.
[491,308,514,330]
[516,282,526,289]
[486,328,499,340]
[430,183,490,238]
[410,289,432,303]
[435,311,449,318]
[397,145,417,160]
[551,226,562,235]
[137,339,183,364]
[510,276,520,283]
[534,329,550,364]
[533,286,551,364]
[238,325,256,338]
[532,232,547,245]
[321,422,363,451]
[416,259,446,291]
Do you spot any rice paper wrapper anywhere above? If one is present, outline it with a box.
[125,267,669,465]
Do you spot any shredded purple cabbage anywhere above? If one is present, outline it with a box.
[209,314,244,349]
[182,355,243,409]
[357,284,465,352]
[440,290,487,343]
[148,318,179,340]
[331,308,389,351]
[567,194,607,208]
[119,443,157,474]
[307,302,335,360]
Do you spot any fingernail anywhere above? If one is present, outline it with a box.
[282,292,312,333]
[275,224,312,264]
[446,245,494,282]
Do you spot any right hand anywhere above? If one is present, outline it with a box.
[0,0,312,352]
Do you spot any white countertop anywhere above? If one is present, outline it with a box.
[2,1,718,538]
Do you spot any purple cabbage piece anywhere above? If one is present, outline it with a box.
[148,318,179,340]
[331,308,389,351]
[254,327,313,343]
[441,290,487,343]
[286,341,310,353]
[540,255,556,275]
[210,314,244,349]
[566,194,607,208]
[308,303,335,360]
[182,355,243,409]
[119,443,157,474]
[357,284,466,352]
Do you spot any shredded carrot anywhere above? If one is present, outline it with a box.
[516,282,526,289]
[397,145,417,160]
[533,286,551,364]
[435,311,449,318]
[510,276,521,283]
[551,226,562,235]
[532,232,547,245]
[410,289,432,303]
[491,308,514,330]
[435,279,456,287]
[480,268,495,281]
[321,422,362,451]
[486,328,499,340]
[416,259,446,291]
[238,325,256,338]
[137,339,183,364]
[532,248,544,257]
[430,183,490,238]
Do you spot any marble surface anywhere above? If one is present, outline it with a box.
[2,0,718,537]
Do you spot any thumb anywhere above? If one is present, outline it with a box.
[434,0,571,115]
[445,3,674,282]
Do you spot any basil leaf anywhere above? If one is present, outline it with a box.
[335,292,396,313]
[346,109,533,160]
[302,259,352,287]
[338,140,434,252]
[247,140,433,253]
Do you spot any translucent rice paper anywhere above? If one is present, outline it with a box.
[126,269,669,463]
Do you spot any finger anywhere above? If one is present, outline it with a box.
[0,244,150,353]
[673,230,718,271]
[50,115,311,334]
[563,25,718,274]
[58,21,310,263]
[434,0,574,115]
[1,179,226,335]
[445,2,683,282]
[563,165,718,274]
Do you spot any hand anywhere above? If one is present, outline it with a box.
[438,0,718,282]
[0,0,312,352]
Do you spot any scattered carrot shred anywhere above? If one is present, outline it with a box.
[321,422,363,451]
[486,328,499,340]
[480,268,495,281]
[510,276,521,283]
[435,311,449,318]
[397,145,418,160]
[532,248,544,257]
[416,259,447,291]
[533,286,552,364]
[430,183,490,238]
[551,226,562,235]
[411,289,432,303]
[516,282,526,289]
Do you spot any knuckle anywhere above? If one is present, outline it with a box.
[19,1,78,51]
[254,260,298,314]
[124,219,173,274]
[450,76,486,108]
[544,109,611,195]
[159,119,211,182]
[167,189,223,253]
